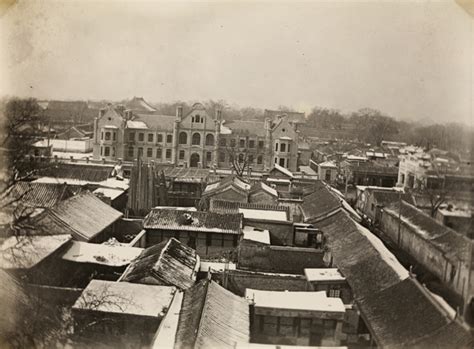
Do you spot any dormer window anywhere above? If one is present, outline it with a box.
[194,115,201,123]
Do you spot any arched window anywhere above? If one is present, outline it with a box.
[192,133,201,145]
[205,134,214,146]
[179,132,188,145]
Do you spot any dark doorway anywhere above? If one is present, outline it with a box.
[190,153,200,167]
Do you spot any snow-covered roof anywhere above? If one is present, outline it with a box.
[103,125,118,129]
[318,161,337,168]
[279,136,292,140]
[93,187,125,201]
[239,208,288,222]
[357,224,409,280]
[73,280,176,317]
[126,120,149,129]
[260,182,278,197]
[346,155,368,161]
[219,120,233,135]
[199,261,237,272]
[243,226,271,244]
[62,241,143,266]
[272,163,294,178]
[304,268,346,282]
[245,289,345,313]
[437,209,471,218]
[152,290,183,348]
[0,234,72,269]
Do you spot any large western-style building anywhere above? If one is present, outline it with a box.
[92,101,305,172]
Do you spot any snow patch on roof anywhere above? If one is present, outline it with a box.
[357,224,409,280]
[127,120,149,129]
[243,225,271,244]
[246,289,345,313]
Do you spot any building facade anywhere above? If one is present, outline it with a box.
[93,103,305,172]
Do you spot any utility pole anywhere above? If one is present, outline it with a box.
[397,190,402,246]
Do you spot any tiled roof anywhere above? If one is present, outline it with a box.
[7,182,75,208]
[299,181,342,221]
[175,279,250,349]
[384,201,472,264]
[371,190,415,206]
[47,192,123,241]
[313,208,472,348]
[143,208,242,234]
[270,163,294,178]
[250,181,278,197]
[125,97,157,113]
[223,120,266,137]
[348,163,398,175]
[358,278,472,348]
[120,238,198,290]
[37,163,113,182]
[133,114,175,131]
[203,175,251,196]
[0,270,29,337]
[210,199,289,220]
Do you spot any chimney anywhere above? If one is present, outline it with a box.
[176,105,183,121]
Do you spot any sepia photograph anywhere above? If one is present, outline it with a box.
[0,0,473,348]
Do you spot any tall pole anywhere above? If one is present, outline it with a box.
[397,190,402,246]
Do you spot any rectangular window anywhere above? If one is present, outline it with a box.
[138,133,144,142]
[167,135,173,143]
[113,132,116,141]
[274,157,278,163]
[104,147,110,156]
[325,171,331,181]
[128,147,134,157]
[101,132,104,140]
[220,138,226,146]
[156,148,162,159]
[105,132,111,141]
[100,147,103,156]
[249,140,255,148]
[239,139,245,148]
[279,158,285,167]
[129,132,135,141]
[230,139,236,147]
[371,203,375,211]
[287,144,291,153]
[258,140,264,149]
[280,143,286,152]
[257,156,263,164]
[275,143,278,151]
[147,148,153,157]
[248,154,254,163]
[219,152,225,162]
[148,133,154,142]
[206,151,212,162]
[166,149,171,159]
[328,288,341,298]
[157,134,163,143]
[179,150,185,160]
[138,147,143,157]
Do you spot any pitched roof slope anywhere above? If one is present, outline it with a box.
[203,175,251,196]
[175,280,250,349]
[48,191,123,241]
[143,209,242,235]
[7,182,74,208]
[120,238,198,290]
[299,181,342,221]
[38,163,113,182]
[384,201,472,264]
[223,120,266,137]
[313,208,472,348]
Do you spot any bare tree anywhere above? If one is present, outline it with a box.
[225,146,251,178]
[413,167,449,218]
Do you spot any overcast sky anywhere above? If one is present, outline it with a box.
[1,1,472,126]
